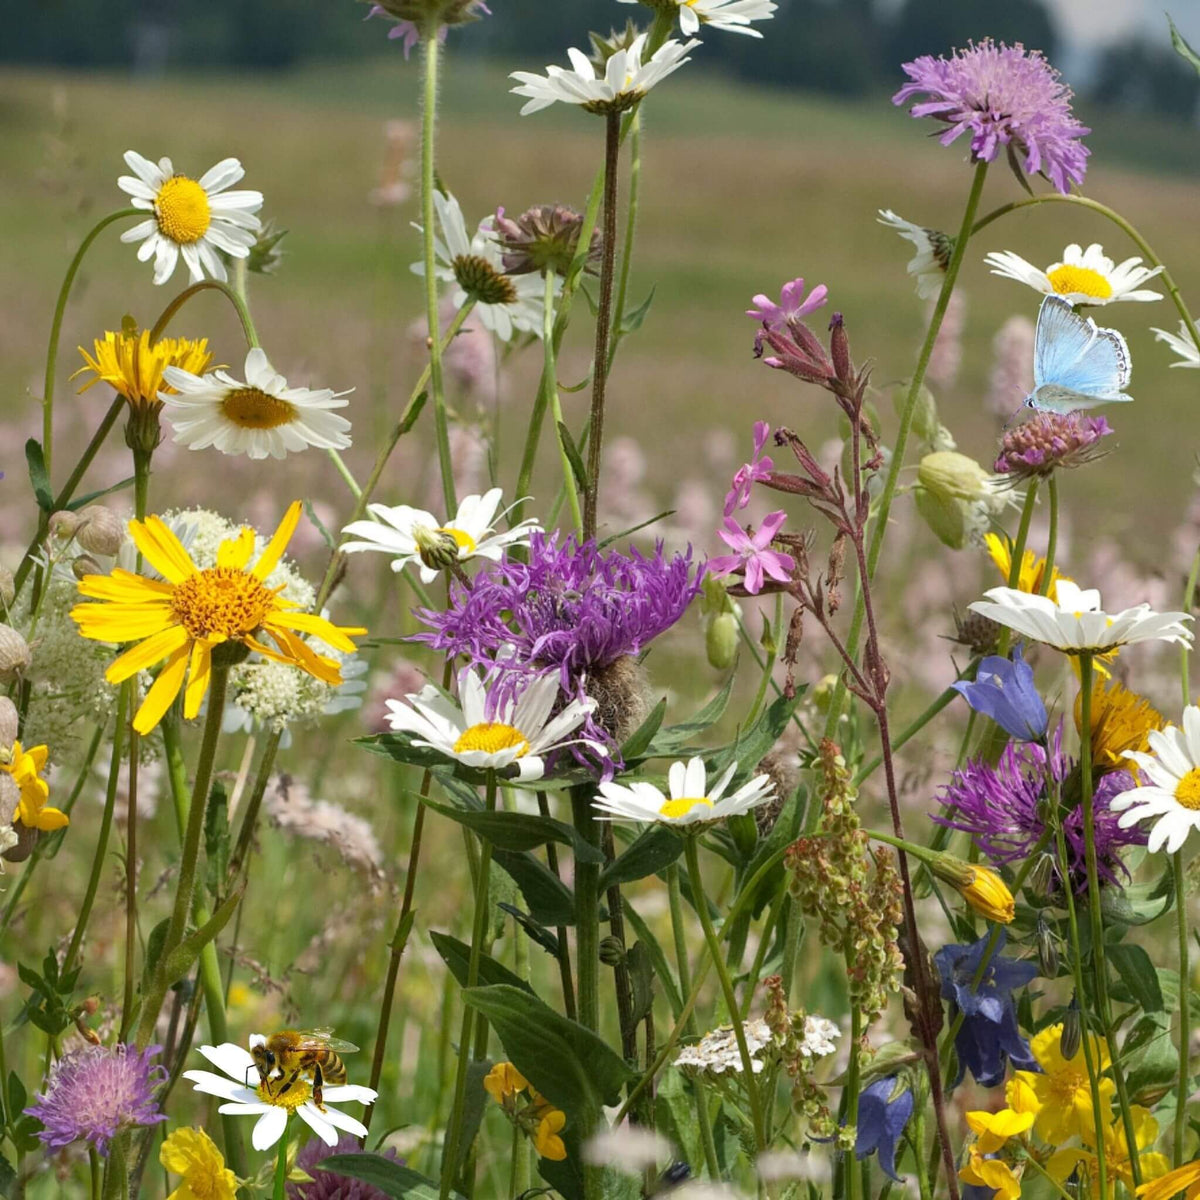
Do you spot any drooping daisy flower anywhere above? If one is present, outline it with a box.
[159,348,352,460]
[617,0,776,37]
[384,667,602,781]
[984,244,1162,305]
[160,1126,238,1200]
[341,488,540,583]
[183,1040,375,1151]
[993,410,1112,482]
[2,738,66,832]
[75,328,213,413]
[593,756,774,826]
[1152,320,1200,369]
[413,192,547,341]
[1111,705,1200,854]
[877,210,952,299]
[969,580,1192,655]
[511,34,699,116]
[25,1044,167,1156]
[118,151,263,285]
[893,40,1090,194]
[71,502,364,735]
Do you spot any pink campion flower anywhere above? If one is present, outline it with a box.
[724,421,774,516]
[746,278,828,332]
[709,511,796,594]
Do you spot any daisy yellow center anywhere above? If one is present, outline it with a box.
[256,1076,312,1112]
[1174,767,1200,811]
[451,254,519,306]
[170,567,276,640]
[453,722,530,757]
[154,175,212,244]
[659,796,713,819]
[1046,264,1113,301]
[437,527,478,553]
[221,388,297,430]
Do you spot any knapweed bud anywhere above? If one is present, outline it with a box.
[493,204,601,277]
[47,510,79,542]
[365,0,489,28]
[412,525,463,573]
[0,696,18,750]
[929,854,1015,923]
[72,555,103,580]
[1059,1000,1082,1062]
[1036,915,1059,978]
[74,506,124,557]
[706,612,739,671]
[599,936,626,966]
[952,608,1001,658]
[754,748,799,838]
[917,451,991,503]
[587,656,653,745]
[247,218,288,275]
[0,626,31,684]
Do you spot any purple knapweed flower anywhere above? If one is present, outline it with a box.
[724,421,774,516]
[994,410,1112,481]
[709,511,796,595]
[25,1043,167,1157]
[893,39,1090,194]
[952,644,1047,743]
[746,277,828,332]
[934,723,1146,892]
[855,1077,914,1181]
[288,1134,404,1199]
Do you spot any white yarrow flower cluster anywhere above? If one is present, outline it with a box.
[798,1014,840,1059]
[675,1018,774,1075]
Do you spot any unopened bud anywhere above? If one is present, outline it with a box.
[247,218,288,275]
[599,936,626,966]
[812,674,838,714]
[0,626,31,684]
[918,451,991,504]
[829,312,851,383]
[1059,1002,1082,1062]
[73,555,103,580]
[929,854,1015,924]
[48,511,79,542]
[413,525,464,572]
[706,612,739,671]
[915,486,969,551]
[1036,915,1059,978]
[75,506,125,557]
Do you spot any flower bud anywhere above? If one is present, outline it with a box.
[706,612,739,671]
[829,312,851,384]
[918,451,991,503]
[412,525,464,573]
[47,510,79,542]
[1036,915,1058,978]
[915,486,969,550]
[929,854,1014,923]
[74,506,125,557]
[599,935,626,966]
[247,218,288,275]
[812,674,838,714]
[952,609,1001,658]
[0,626,31,684]
[1059,1000,1082,1062]
[73,555,103,581]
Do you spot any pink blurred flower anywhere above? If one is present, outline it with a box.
[986,315,1035,421]
[709,510,796,594]
[926,289,965,391]
[724,421,774,516]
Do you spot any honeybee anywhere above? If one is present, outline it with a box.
[248,1028,358,1109]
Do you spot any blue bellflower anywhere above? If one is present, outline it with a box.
[854,1076,914,1180]
[952,644,1048,743]
[934,930,1038,1088]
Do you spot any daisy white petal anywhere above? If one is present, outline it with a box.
[878,209,951,299]
[1153,320,1200,369]
[251,1107,288,1151]
[983,241,1163,306]
[592,757,774,826]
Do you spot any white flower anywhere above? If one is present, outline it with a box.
[341,487,539,584]
[799,1014,840,1058]
[675,1019,773,1075]
[511,34,699,116]
[1152,320,1200,369]
[1111,706,1200,854]
[159,348,352,460]
[583,1127,675,1172]
[383,668,602,782]
[182,1040,375,1151]
[877,210,949,300]
[593,756,774,826]
[983,243,1163,306]
[616,0,776,37]
[412,192,547,341]
[968,580,1193,655]
[118,151,262,286]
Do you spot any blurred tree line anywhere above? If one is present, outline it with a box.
[5,0,1198,122]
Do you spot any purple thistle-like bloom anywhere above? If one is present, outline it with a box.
[288,1134,403,1199]
[25,1044,166,1157]
[994,410,1112,480]
[893,40,1090,194]
[709,511,796,595]
[724,421,774,517]
[746,277,828,332]
[934,724,1146,893]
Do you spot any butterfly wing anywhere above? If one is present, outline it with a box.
[1031,295,1134,413]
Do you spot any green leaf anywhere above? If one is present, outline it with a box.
[627,941,654,1024]
[557,421,589,492]
[430,930,536,996]
[358,733,462,772]
[463,984,636,1115]
[25,440,53,513]
[65,476,136,510]
[398,390,429,435]
[0,1150,15,1197]
[621,903,683,1018]
[303,499,337,551]
[203,781,230,902]
[618,286,656,337]
[597,510,676,550]
[599,825,684,891]
[420,798,604,863]
[492,849,575,926]
[454,1059,493,1174]
[8,1072,26,1121]
[619,697,667,761]
[647,674,736,756]
[497,903,561,957]
[317,1155,450,1200]
[1170,14,1200,75]
[1108,944,1164,1013]
[708,690,804,782]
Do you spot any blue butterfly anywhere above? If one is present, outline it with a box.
[1027,295,1133,414]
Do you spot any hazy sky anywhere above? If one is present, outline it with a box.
[1053,0,1200,47]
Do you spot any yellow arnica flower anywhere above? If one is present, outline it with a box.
[70,501,364,736]
[1075,676,1163,775]
[1138,1159,1200,1200]
[959,1146,1021,1200]
[74,328,213,410]
[965,1107,1034,1154]
[1015,1023,1114,1144]
[2,740,66,831]
[1047,1106,1170,1199]
[484,1062,528,1104]
[985,531,1066,601]
[160,1126,237,1200]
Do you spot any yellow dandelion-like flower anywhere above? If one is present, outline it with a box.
[74,328,214,411]
[1047,1106,1170,1199]
[984,531,1065,600]
[2,740,66,832]
[160,1126,237,1200]
[1138,1159,1200,1200]
[1075,675,1164,775]
[1015,1022,1114,1145]
[70,501,364,736]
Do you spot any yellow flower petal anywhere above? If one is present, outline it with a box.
[133,643,192,735]
[266,610,366,653]
[105,625,191,684]
[217,526,256,571]
[183,641,213,721]
[129,515,197,584]
[252,500,303,581]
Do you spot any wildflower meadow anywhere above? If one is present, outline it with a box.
[6,3,1200,1199]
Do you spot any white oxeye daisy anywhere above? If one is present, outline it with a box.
[983,243,1163,306]
[182,1040,375,1151]
[159,347,352,460]
[384,668,602,781]
[877,210,952,299]
[341,487,540,583]
[1111,706,1200,854]
[616,0,776,37]
[968,580,1192,655]
[1152,320,1200,369]
[118,151,263,286]
[593,756,774,827]
[412,192,549,341]
[510,34,699,116]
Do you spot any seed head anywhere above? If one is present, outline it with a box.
[493,204,601,277]
[75,507,125,557]
[0,626,31,684]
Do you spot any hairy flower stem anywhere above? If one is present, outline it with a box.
[544,268,583,534]
[147,278,260,348]
[273,1120,290,1200]
[538,792,577,1021]
[439,773,497,1200]
[1175,850,1191,1166]
[571,788,603,1032]
[583,111,622,540]
[844,1006,863,1200]
[1041,475,1059,596]
[601,823,639,1066]
[608,109,641,373]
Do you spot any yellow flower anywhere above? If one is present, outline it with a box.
[2,740,66,831]
[1015,1023,1114,1144]
[959,1145,1022,1200]
[1075,676,1163,775]
[1138,1159,1200,1200]
[75,328,213,411]
[1004,1073,1041,1116]
[160,1126,237,1200]
[532,1105,567,1161]
[484,1062,528,1104]
[70,501,364,735]
[929,854,1015,923]
[1047,1107,1170,1199]
[985,532,1065,600]
[965,1108,1034,1154]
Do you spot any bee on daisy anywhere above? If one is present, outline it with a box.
[983,243,1163,306]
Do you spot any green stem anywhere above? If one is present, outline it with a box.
[608,108,641,373]
[1040,475,1059,597]
[844,1007,862,1200]
[544,268,582,534]
[147,279,259,348]
[570,789,602,1032]
[1175,850,1192,1167]
[1181,543,1200,709]
[272,1121,289,1200]
[327,449,363,500]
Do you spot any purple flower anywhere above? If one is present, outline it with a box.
[855,1077,914,1180]
[25,1044,166,1157]
[934,724,1145,893]
[288,1134,403,1199]
[893,40,1090,194]
[994,410,1112,481]
[724,421,774,516]
[952,644,1047,742]
[746,277,828,332]
[709,511,796,595]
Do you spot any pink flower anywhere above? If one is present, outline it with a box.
[724,421,774,516]
[709,511,796,594]
[746,278,828,332]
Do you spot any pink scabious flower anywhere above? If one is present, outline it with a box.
[747,277,827,333]
[724,421,774,516]
[709,510,796,594]
[893,39,1090,194]
[25,1044,167,1156]
[994,410,1112,481]
[288,1133,403,1199]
